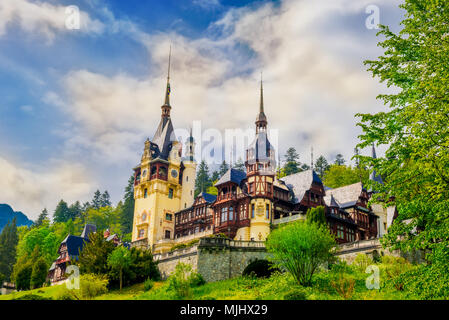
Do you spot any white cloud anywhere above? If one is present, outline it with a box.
[0,156,93,219]
[0,0,104,41]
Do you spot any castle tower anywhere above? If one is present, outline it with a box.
[240,76,276,241]
[180,129,197,210]
[132,48,184,253]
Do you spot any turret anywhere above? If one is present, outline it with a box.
[180,130,197,209]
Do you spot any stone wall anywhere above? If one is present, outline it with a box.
[155,246,199,280]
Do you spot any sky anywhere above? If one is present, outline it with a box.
[0,0,405,220]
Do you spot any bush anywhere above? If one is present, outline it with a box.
[330,275,355,300]
[284,288,308,300]
[13,294,52,300]
[167,263,193,299]
[144,278,154,292]
[56,289,79,300]
[15,263,33,291]
[79,274,108,299]
[353,254,373,271]
[266,221,336,286]
[243,260,280,278]
[31,258,48,289]
[188,272,206,287]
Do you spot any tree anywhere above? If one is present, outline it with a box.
[218,160,229,176]
[306,206,326,226]
[334,154,346,166]
[234,158,246,173]
[121,175,135,235]
[357,0,449,267]
[100,191,112,207]
[314,155,330,178]
[34,208,49,227]
[107,246,131,291]
[283,147,301,176]
[195,160,211,197]
[68,201,82,221]
[30,257,48,289]
[322,164,369,189]
[0,218,18,282]
[78,232,115,276]
[266,221,335,286]
[210,170,220,183]
[53,200,71,223]
[91,190,102,210]
[15,263,32,291]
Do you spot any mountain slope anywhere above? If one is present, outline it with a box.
[0,204,33,231]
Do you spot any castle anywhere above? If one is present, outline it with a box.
[131,55,395,254]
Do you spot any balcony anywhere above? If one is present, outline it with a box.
[216,193,237,202]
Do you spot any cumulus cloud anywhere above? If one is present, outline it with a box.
[0,0,104,40]
[0,157,93,219]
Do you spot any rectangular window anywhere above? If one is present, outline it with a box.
[168,188,174,199]
[138,229,145,238]
[249,183,254,193]
[165,230,171,239]
[266,204,270,219]
[251,204,255,218]
[144,189,148,198]
[229,207,233,221]
[166,213,172,221]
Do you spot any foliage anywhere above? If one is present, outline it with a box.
[242,260,280,278]
[107,246,132,290]
[234,158,246,172]
[266,221,336,286]
[357,0,449,267]
[306,206,326,226]
[170,239,199,252]
[121,175,135,235]
[13,294,52,300]
[30,257,48,289]
[76,206,122,236]
[34,209,49,227]
[78,231,116,275]
[314,155,330,178]
[188,272,206,287]
[322,164,369,189]
[195,160,212,197]
[330,274,355,299]
[334,154,346,166]
[167,263,193,299]
[0,218,18,282]
[283,147,301,176]
[144,278,154,292]
[15,263,32,291]
[218,160,229,176]
[53,200,71,223]
[79,274,109,299]
[353,254,374,272]
[283,287,308,300]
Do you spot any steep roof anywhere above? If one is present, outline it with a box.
[247,131,275,163]
[280,170,322,204]
[61,235,87,257]
[200,192,217,203]
[324,182,364,208]
[215,168,247,186]
[151,117,176,160]
[80,224,96,239]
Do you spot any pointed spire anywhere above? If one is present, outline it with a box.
[255,72,267,133]
[371,143,377,159]
[369,143,384,192]
[311,146,314,169]
[260,72,264,114]
[164,45,172,107]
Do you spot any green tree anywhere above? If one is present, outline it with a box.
[34,208,49,227]
[357,0,449,265]
[306,206,326,226]
[53,200,71,223]
[334,154,345,166]
[121,175,135,235]
[100,191,112,207]
[91,190,102,210]
[0,218,18,282]
[78,232,115,275]
[30,257,48,289]
[107,246,131,291]
[68,201,82,221]
[283,147,301,176]
[314,155,330,178]
[15,263,32,291]
[195,160,211,197]
[322,164,369,189]
[266,221,335,286]
[234,158,246,172]
[218,160,229,176]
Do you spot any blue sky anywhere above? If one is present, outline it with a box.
[0,0,404,219]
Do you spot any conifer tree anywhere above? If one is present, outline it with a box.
[314,155,330,178]
[218,160,229,176]
[100,191,112,207]
[91,190,102,209]
[234,158,246,173]
[195,160,211,197]
[121,175,135,235]
[0,218,18,282]
[53,200,70,223]
[334,154,346,166]
[34,208,49,227]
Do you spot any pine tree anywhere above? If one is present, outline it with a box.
[53,200,71,223]
[334,154,346,166]
[91,190,102,209]
[121,175,135,235]
[195,160,211,197]
[100,191,112,207]
[34,208,49,227]
[218,160,229,176]
[314,155,330,178]
[234,158,246,173]
[283,147,301,176]
[0,218,18,282]
[68,201,82,221]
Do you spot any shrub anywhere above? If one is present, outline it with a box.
[13,294,52,300]
[353,254,373,271]
[284,288,308,300]
[56,289,79,300]
[30,258,48,289]
[330,275,355,300]
[242,260,280,278]
[144,278,154,292]
[188,272,206,287]
[79,274,108,299]
[15,263,32,291]
[266,221,336,286]
[167,263,193,299]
